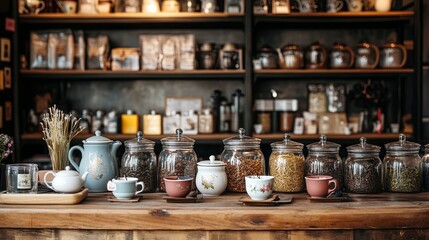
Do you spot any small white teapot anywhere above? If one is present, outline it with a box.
[44,166,89,193]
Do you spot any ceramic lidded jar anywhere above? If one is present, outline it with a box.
[221,128,265,192]
[305,135,343,188]
[158,129,197,192]
[196,155,227,196]
[269,134,305,192]
[383,134,422,193]
[345,137,382,193]
[121,131,157,193]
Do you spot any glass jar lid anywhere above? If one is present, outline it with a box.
[222,128,261,147]
[385,134,420,152]
[161,128,195,147]
[124,131,155,148]
[270,134,303,151]
[83,130,113,143]
[347,137,380,154]
[307,135,340,153]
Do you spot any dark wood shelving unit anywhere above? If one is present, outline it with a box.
[20,69,246,81]
[254,69,414,80]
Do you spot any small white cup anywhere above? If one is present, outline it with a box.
[107,177,144,199]
[245,176,274,200]
[63,1,77,13]
[97,3,111,13]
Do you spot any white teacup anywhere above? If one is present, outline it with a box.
[245,176,274,200]
[107,177,144,199]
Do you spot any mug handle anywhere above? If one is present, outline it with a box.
[135,181,145,194]
[335,0,344,11]
[43,171,56,191]
[368,44,380,69]
[328,179,339,194]
[35,1,45,14]
[107,181,116,192]
[345,46,355,68]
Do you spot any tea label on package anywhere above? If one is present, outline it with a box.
[17,174,31,189]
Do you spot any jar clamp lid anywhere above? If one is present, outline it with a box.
[270,134,303,151]
[222,128,261,147]
[307,135,340,152]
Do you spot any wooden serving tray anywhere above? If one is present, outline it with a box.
[0,189,88,205]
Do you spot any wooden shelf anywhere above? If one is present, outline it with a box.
[254,69,414,79]
[253,133,409,143]
[19,12,245,26]
[21,132,235,143]
[254,11,414,25]
[20,69,246,81]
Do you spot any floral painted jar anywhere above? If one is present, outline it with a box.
[196,155,227,196]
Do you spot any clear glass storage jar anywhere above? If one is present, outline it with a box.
[423,144,429,191]
[305,135,343,188]
[120,131,157,193]
[345,137,382,193]
[221,128,265,192]
[158,128,198,192]
[384,134,422,193]
[269,134,305,192]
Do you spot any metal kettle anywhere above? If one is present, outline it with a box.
[355,41,379,69]
[329,43,355,69]
[380,42,407,69]
[306,41,327,69]
[277,44,304,69]
[257,45,278,69]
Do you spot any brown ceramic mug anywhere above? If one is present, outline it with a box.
[305,175,339,198]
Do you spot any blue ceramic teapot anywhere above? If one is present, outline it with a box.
[68,131,122,192]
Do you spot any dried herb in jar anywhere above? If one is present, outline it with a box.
[269,152,305,192]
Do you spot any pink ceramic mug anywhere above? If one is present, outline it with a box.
[305,175,339,198]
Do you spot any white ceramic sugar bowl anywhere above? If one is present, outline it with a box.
[196,155,227,196]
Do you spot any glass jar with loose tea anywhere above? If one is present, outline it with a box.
[305,135,343,188]
[384,134,422,193]
[120,131,157,193]
[158,128,198,192]
[423,144,429,191]
[221,128,265,192]
[345,137,382,193]
[269,134,305,192]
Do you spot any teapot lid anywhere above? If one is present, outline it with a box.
[222,43,237,51]
[347,137,380,154]
[83,130,113,143]
[200,42,215,52]
[124,131,155,148]
[259,44,275,53]
[307,135,340,152]
[198,155,226,167]
[56,166,79,177]
[161,128,195,146]
[270,134,303,151]
[384,134,420,152]
[223,128,261,146]
[281,44,301,51]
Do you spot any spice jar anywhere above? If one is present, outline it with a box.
[345,137,382,193]
[305,135,343,188]
[158,128,198,192]
[423,144,429,191]
[221,128,265,192]
[269,134,305,192]
[384,134,422,193]
[120,131,157,193]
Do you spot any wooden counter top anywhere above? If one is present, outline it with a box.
[1,192,429,239]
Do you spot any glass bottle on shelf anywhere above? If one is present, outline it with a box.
[220,128,265,192]
[269,134,305,192]
[423,144,429,191]
[305,135,343,188]
[345,137,382,193]
[383,134,422,193]
[121,131,157,193]
[158,128,198,192]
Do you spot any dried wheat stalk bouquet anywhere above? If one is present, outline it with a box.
[40,105,85,170]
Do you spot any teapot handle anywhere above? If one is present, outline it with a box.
[43,171,56,191]
[368,44,380,69]
[344,46,355,69]
[317,46,328,69]
[68,145,84,174]
[397,44,407,68]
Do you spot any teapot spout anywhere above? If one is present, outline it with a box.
[81,171,90,183]
[276,48,285,68]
